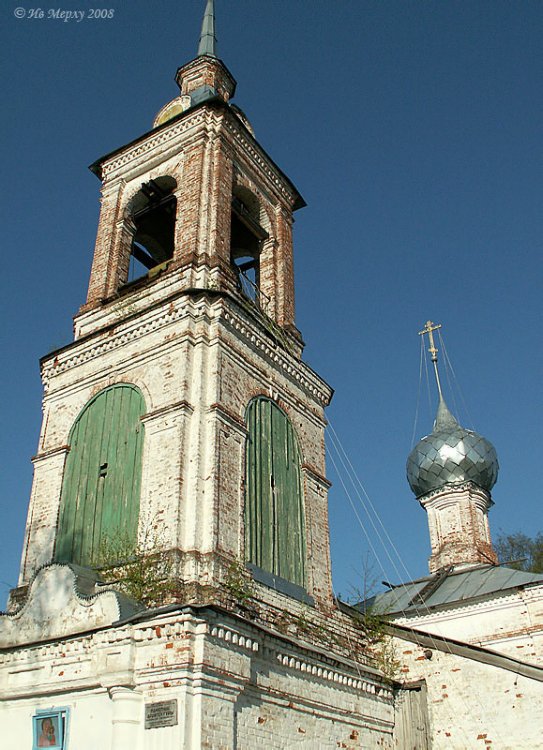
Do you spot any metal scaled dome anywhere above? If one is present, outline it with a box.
[406,399,499,498]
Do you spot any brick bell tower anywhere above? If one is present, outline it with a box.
[17,0,335,612]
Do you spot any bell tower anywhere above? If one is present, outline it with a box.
[17,0,334,611]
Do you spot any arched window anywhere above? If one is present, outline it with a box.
[54,385,145,567]
[231,187,268,306]
[245,397,306,587]
[127,176,177,282]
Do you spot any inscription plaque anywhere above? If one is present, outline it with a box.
[144,699,178,729]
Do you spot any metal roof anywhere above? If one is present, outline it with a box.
[406,398,499,498]
[359,565,543,617]
[198,0,218,58]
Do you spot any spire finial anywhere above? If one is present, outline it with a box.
[198,0,217,58]
[419,320,444,399]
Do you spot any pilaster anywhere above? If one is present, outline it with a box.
[85,179,125,306]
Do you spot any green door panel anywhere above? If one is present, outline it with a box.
[54,384,145,567]
[245,397,306,587]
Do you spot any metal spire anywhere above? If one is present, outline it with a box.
[197,0,217,58]
[419,320,444,400]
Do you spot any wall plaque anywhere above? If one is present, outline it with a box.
[144,699,178,729]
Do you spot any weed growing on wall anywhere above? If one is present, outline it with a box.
[94,520,178,608]
[224,560,255,609]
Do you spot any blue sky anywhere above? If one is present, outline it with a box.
[1,1,541,606]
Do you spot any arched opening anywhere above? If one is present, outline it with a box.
[230,187,268,305]
[54,384,146,567]
[127,176,177,282]
[244,397,306,587]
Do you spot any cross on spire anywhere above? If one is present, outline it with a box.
[419,320,444,399]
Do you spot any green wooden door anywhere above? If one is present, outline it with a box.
[245,398,306,586]
[55,384,145,567]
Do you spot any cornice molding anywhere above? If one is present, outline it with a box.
[43,291,331,410]
[142,400,194,424]
[221,306,332,407]
[209,402,248,434]
[41,294,205,392]
[419,480,491,507]
[101,111,208,180]
[208,620,392,701]
[224,116,298,207]
[99,107,300,214]
[32,444,70,465]
[0,607,392,703]
[393,587,536,623]
[302,463,332,489]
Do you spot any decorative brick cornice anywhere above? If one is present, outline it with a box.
[270,646,392,700]
[41,295,203,392]
[207,619,391,700]
[221,306,332,407]
[42,288,331,417]
[210,624,258,652]
[418,480,492,506]
[224,116,301,208]
[394,588,531,623]
[132,615,197,643]
[98,104,302,216]
[100,111,208,180]
[0,606,394,709]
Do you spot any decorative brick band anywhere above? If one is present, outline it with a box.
[395,589,530,623]
[41,296,200,391]
[133,618,193,642]
[42,293,331,408]
[222,308,331,406]
[419,480,491,504]
[270,647,392,700]
[224,117,299,206]
[101,112,207,179]
[207,620,392,700]
[210,625,259,652]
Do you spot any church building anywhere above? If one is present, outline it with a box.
[0,3,397,748]
[1,3,542,749]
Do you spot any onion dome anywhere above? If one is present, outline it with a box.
[407,398,499,498]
